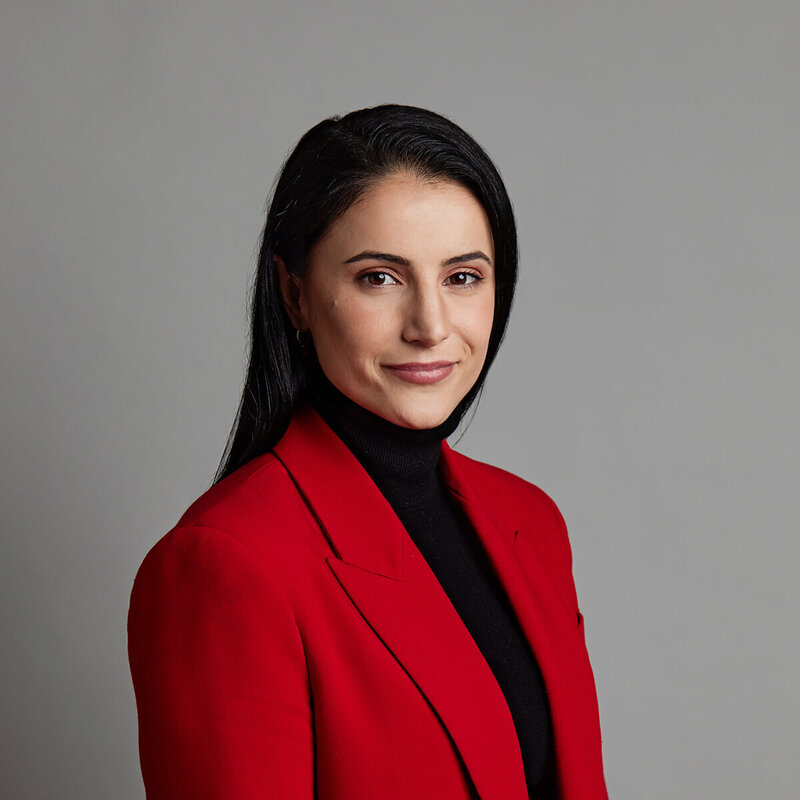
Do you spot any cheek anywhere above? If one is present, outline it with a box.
[311,296,391,364]
[467,295,495,356]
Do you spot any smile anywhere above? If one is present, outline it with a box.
[382,362,457,385]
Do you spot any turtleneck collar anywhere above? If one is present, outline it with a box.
[308,372,462,510]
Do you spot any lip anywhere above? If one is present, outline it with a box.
[382,361,457,385]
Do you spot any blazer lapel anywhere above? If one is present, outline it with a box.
[440,442,606,800]
[273,404,529,800]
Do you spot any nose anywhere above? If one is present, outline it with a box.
[401,284,451,346]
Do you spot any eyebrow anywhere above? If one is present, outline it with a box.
[343,250,493,267]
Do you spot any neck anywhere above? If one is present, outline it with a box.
[308,374,461,509]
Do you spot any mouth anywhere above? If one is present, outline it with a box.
[382,361,457,385]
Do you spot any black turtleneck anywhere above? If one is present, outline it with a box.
[309,376,558,799]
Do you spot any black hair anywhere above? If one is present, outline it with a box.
[213,104,518,484]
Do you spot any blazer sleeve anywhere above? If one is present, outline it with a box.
[539,489,581,612]
[127,524,314,799]
[515,482,586,632]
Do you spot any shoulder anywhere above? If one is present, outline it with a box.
[173,449,323,549]
[130,451,320,607]
[443,446,575,572]
[173,451,289,532]
[444,446,567,530]
[446,447,582,610]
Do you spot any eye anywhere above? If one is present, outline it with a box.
[359,271,399,287]
[445,271,482,287]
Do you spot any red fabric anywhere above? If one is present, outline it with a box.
[128,403,608,799]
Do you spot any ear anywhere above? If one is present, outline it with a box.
[274,255,308,331]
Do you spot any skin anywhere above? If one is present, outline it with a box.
[276,172,496,429]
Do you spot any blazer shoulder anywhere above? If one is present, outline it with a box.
[177,451,320,539]
[174,451,284,529]
[136,451,322,587]
[446,447,566,524]
[445,447,574,572]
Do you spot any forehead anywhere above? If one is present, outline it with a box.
[317,173,494,260]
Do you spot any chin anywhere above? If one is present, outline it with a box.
[383,401,456,430]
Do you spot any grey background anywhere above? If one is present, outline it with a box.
[2,1,798,797]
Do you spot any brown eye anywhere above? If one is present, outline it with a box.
[446,271,480,286]
[360,271,399,287]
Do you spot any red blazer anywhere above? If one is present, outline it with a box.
[128,403,608,799]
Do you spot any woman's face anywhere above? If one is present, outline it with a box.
[281,172,496,429]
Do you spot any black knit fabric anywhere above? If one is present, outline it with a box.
[309,376,558,798]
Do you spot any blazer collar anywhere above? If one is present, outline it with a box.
[273,402,406,578]
[271,402,510,577]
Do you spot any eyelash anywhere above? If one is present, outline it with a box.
[358,270,484,288]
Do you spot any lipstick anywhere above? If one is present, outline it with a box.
[383,362,456,385]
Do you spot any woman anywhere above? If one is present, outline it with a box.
[128,104,608,799]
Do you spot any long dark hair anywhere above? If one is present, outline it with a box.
[213,104,518,484]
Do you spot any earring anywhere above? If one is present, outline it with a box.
[295,328,312,356]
